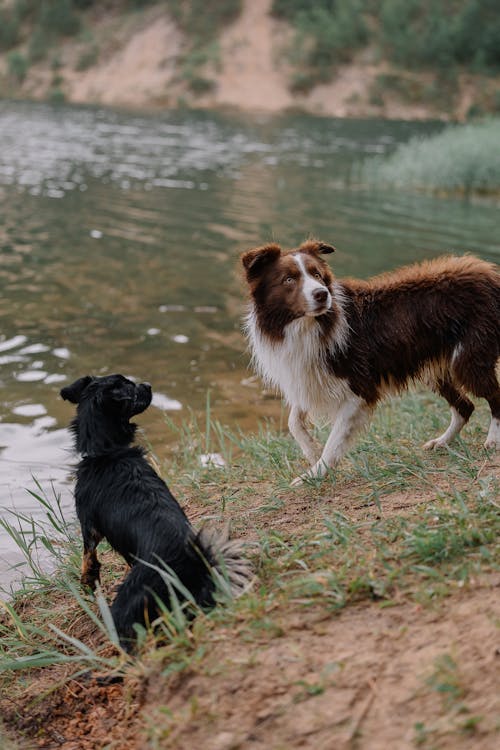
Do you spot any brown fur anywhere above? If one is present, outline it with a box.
[242,241,338,342]
[242,241,500,478]
[331,254,500,413]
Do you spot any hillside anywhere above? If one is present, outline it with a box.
[0,0,499,119]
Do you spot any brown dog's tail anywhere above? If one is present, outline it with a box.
[196,526,255,598]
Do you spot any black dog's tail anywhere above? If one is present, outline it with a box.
[111,528,254,649]
[196,526,255,598]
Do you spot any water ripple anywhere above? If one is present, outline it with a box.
[0,102,405,198]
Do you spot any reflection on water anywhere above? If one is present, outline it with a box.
[1,101,499,589]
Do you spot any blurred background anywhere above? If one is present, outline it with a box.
[0,0,499,587]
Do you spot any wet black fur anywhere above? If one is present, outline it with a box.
[61,374,218,648]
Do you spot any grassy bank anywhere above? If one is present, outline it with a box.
[1,391,499,748]
[362,118,500,195]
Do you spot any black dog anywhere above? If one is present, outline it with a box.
[61,373,251,648]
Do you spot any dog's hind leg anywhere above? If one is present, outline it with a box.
[80,525,103,590]
[477,358,500,450]
[451,343,500,450]
[110,564,165,651]
[484,389,500,450]
[453,336,500,449]
[288,406,321,465]
[478,359,500,450]
[423,379,474,451]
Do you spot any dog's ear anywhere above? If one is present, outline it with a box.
[60,376,94,404]
[241,243,281,280]
[299,240,336,257]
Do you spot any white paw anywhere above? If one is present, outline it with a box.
[290,461,328,487]
[423,438,447,451]
[483,418,499,450]
[484,438,500,451]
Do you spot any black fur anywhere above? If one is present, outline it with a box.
[61,374,247,649]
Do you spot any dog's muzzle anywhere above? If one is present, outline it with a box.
[131,382,152,415]
[307,287,332,316]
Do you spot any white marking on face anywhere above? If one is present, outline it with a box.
[293,253,332,315]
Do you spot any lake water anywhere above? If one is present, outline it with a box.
[0,101,499,590]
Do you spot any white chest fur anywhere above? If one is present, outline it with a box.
[244,299,351,420]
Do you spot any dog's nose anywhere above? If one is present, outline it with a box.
[313,288,328,304]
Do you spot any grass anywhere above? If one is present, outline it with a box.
[1,389,499,746]
[273,0,368,92]
[168,0,241,41]
[412,652,485,745]
[379,0,500,72]
[75,42,99,71]
[368,69,459,112]
[0,484,239,679]
[0,484,127,677]
[179,41,220,95]
[362,118,500,196]
[273,0,500,89]
[6,51,28,82]
[426,653,466,710]
[272,0,500,116]
[260,484,498,614]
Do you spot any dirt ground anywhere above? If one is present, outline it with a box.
[2,464,499,750]
[144,587,500,750]
[6,588,499,750]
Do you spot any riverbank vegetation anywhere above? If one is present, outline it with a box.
[362,117,500,195]
[273,0,500,114]
[0,0,499,119]
[273,0,500,81]
[1,392,499,748]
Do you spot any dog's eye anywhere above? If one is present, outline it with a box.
[284,276,296,286]
[313,272,322,280]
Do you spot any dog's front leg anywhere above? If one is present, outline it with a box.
[288,406,322,465]
[291,396,372,486]
[80,525,103,590]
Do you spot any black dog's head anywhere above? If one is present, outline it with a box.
[60,374,152,456]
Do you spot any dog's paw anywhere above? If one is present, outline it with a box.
[291,461,329,487]
[483,418,500,450]
[422,437,448,451]
[80,574,99,591]
[290,472,328,487]
[484,437,500,451]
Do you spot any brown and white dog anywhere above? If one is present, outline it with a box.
[241,240,500,485]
